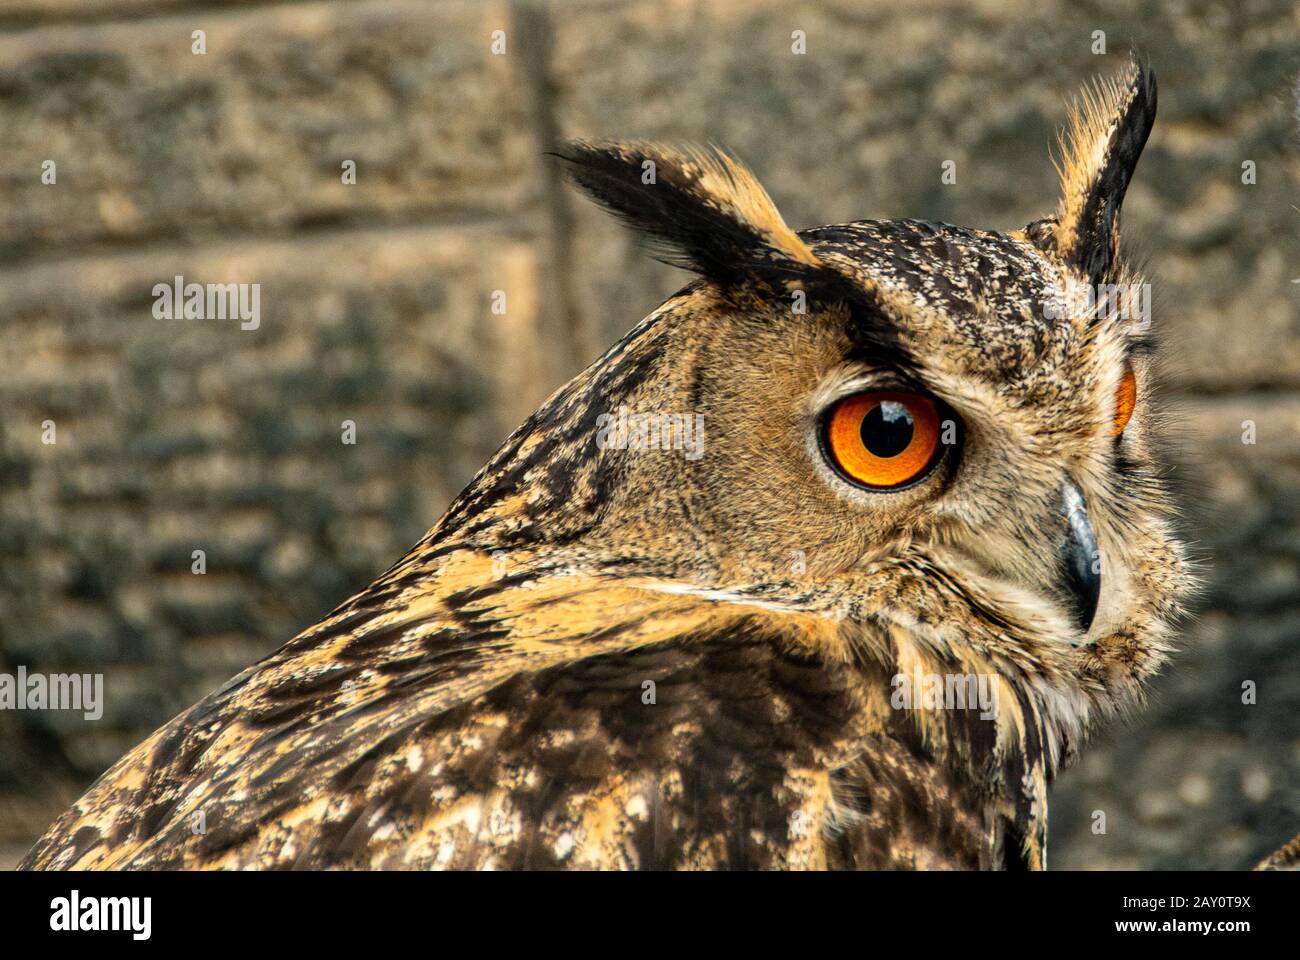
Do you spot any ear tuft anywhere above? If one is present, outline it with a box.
[1040,57,1157,282]
[554,140,822,285]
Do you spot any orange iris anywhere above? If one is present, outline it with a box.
[825,391,942,489]
[1113,363,1137,437]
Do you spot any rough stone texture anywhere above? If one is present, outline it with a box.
[0,0,532,259]
[0,0,1296,869]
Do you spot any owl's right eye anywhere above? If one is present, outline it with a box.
[821,391,948,490]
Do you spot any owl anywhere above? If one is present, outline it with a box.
[23,59,1195,871]
[1256,831,1300,870]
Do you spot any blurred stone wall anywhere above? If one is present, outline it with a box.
[0,0,1296,869]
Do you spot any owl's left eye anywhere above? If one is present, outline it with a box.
[822,391,947,490]
[1112,362,1137,437]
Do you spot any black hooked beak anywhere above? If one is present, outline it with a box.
[1060,480,1101,633]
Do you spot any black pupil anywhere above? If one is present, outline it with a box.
[861,401,914,458]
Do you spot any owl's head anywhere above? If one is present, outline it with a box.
[437,60,1193,782]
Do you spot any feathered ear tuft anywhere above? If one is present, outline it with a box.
[554,140,823,286]
[1028,58,1157,283]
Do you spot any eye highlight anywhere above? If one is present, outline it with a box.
[823,391,944,489]
[1113,363,1137,437]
